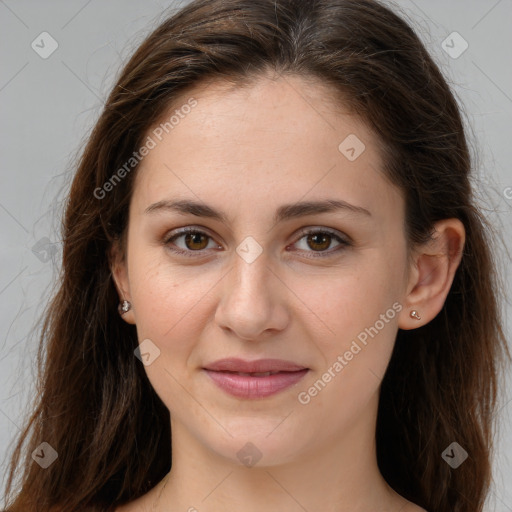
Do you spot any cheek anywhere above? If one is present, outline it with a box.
[126,247,230,382]
[308,282,399,383]
[127,253,215,411]
[294,275,401,439]
[296,251,404,401]
[301,250,404,344]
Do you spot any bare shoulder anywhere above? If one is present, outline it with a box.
[114,496,427,512]
[114,496,150,512]
[114,487,160,512]
[403,503,428,512]
[114,501,145,512]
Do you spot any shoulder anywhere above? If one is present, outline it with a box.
[47,502,149,512]
[406,504,428,512]
[113,492,155,512]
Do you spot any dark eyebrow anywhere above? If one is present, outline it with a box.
[144,198,372,224]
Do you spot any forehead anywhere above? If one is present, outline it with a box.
[131,74,402,226]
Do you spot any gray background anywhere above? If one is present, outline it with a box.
[0,0,511,509]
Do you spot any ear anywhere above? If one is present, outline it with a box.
[110,239,136,325]
[398,218,465,330]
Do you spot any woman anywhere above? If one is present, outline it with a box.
[3,0,509,511]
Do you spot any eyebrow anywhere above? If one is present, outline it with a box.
[144,198,372,224]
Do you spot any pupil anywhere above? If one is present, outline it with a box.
[186,232,207,250]
[309,233,330,251]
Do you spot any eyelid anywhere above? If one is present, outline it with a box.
[289,226,351,257]
[294,226,351,243]
[163,226,221,253]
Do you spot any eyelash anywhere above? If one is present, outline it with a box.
[163,226,352,259]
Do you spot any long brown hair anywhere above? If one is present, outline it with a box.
[3,1,509,511]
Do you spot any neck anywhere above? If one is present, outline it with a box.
[156,393,406,512]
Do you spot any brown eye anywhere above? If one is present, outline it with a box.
[164,227,350,259]
[292,228,351,258]
[183,232,209,250]
[164,228,218,256]
[306,232,332,251]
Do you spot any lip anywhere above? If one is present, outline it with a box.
[202,358,309,399]
[204,358,307,373]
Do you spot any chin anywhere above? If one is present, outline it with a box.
[200,420,309,468]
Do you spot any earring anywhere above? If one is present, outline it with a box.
[118,300,131,315]
[410,310,421,320]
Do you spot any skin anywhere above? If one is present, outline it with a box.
[111,72,465,512]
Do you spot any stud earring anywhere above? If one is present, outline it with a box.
[118,300,131,315]
[410,310,421,320]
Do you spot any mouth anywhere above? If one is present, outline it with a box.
[222,371,284,377]
[202,358,309,399]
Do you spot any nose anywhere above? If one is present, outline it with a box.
[214,250,289,341]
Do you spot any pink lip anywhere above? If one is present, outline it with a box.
[204,358,307,373]
[203,358,309,399]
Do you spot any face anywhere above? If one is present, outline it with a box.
[113,74,412,467]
